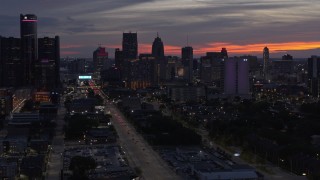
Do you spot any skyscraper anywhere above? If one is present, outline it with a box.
[221,48,228,58]
[20,14,38,86]
[200,52,224,88]
[182,46,193,61]
[224,57,249,97]
[182,46,194,82]
[152,33,164,59]
[37,36,60,90]
[93,46,108,79]
[115,48,123,68]
[122,32,138,60]
[0,37,23,87]
[263,46,269,79]
[307,56,320,97]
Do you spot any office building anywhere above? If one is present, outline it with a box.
[182,46,193,82]
[93,46,108,79]
[122,32,138,60]
[263,47,269,79]
[0,96,13,116]
[152,34,167,83]
[152,33,164,59]
[168,85,206,102]
[37,36,60,90]
[282,54,293,60]
[221,48,228,58]
[67,58,86,74]
[272,54,294,74]
[126,54,156,89]
[0,37,23,87]
[224,57,249,97]
[115,48,124,69]
[308,56,320,97]
[20,14,38,86]
[200,52,225,89]
[182,46,193,61]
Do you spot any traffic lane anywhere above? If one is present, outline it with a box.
[108,106,180,180]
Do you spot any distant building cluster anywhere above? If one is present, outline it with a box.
[0,14,60,91]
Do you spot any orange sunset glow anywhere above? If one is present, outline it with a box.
[139,41,320,56]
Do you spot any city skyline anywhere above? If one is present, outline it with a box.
[0,0,319,58]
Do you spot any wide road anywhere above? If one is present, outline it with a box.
[47,99,66,180]
[106,102,180,180]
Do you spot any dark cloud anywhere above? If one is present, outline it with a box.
[0,0,319,57]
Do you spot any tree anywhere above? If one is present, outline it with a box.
[87,88,95,98]
[65,114,99,139]
[69,156,97,179]
[21,99,35,112]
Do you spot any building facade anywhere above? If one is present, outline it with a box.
[122,32,138,60]
[308,56,320,97]
[263,47,269,79]
[93,47,108,79]
[0,37,23,87]
[37,36,60,90]
[182,46,193,82]
[224,57,250,97]
[20,14,38,86]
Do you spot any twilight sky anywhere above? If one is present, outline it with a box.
[0,0,319,58]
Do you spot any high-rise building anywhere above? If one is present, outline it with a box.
[93,47,108,79]
[182,46,193,82]
[221,48,228,58]
[152,34,167,83]
[20,14,38,86]
[115,48,124,68]
[199,52,225,90]
[182,46,193,61]
[152,33,164,59]
[37,36,60,90]
[307,56,320,97]
[263,47,269,79]
[122,32,138,60]
[224,57,249,97]
[126,54,156,89]
[0,37,23,87]
[282,54,293,60]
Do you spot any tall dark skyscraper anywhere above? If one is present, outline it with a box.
[182,46,193,61]
[221,48,228,58]
[0,37,23,87]
[93,46,108,79]
[20,14,38,86]
[182,46,193,82]
[122,32,138,60]
[263,46,269,79]
[308,56,320,97]
[115,48,124,69]
[37,36,60,90]
[152,33,164,59]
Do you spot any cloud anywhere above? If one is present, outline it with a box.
[61,51,81,56]
[0,0,319,57]
[61,44,85,49]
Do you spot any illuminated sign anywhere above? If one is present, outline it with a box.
[79,76,92,80]
[22,20,38,22]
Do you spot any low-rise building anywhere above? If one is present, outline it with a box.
[0,158,18,180]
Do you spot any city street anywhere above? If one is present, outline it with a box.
[46,100,66,180]
[106,102,181,180]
